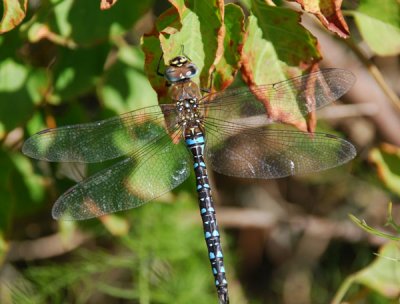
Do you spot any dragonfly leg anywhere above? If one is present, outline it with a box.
[201,70,215,94]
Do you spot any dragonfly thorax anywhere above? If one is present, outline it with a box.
[176,98,203,128]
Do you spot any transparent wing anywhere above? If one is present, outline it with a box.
[22,104,178,163]
[52,132,191,220]
[199,69,355,126]
[204,119,356,179]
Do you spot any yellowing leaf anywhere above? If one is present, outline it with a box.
[0,0,27,34]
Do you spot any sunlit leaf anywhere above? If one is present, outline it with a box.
[0,232,8,264]
[369,143,400,197]
[99,215,129,236]
[349,0,400,56]
[333,242,400,303]
[0,0,27,34]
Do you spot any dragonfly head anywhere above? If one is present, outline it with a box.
[165,55,198,83]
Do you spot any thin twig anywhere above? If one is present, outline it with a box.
[215,207,388,246]
[7,230,91,262]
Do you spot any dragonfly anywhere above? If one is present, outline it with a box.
[23,53,356,304]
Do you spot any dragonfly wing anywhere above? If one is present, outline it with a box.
[52,133,191,220]
[22,104,178,163]
[204,120,356,179]
[200,69,355,125]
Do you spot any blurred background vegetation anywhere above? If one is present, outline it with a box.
[1,0,400,303]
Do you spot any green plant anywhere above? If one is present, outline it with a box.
[1,0,400,303]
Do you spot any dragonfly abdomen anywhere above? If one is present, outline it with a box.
[184,126,229,304]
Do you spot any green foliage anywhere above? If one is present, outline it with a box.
[7,195,221,304]
[350,203,400,241]
[348,0,400,56]
[332,241,400,304]
[100,45,159,112]
[244,0,321,65]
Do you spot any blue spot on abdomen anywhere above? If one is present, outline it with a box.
[185,138,196,146]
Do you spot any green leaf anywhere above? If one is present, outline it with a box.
[357,0,399,27]
[241,14,312,132]
[349,0,400,56]
[0,0,27,34]
[240,2,323,133]
[333,242,400,303]
[369,144,400,197]
[247,0,321,65]
[185,0,224,87]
